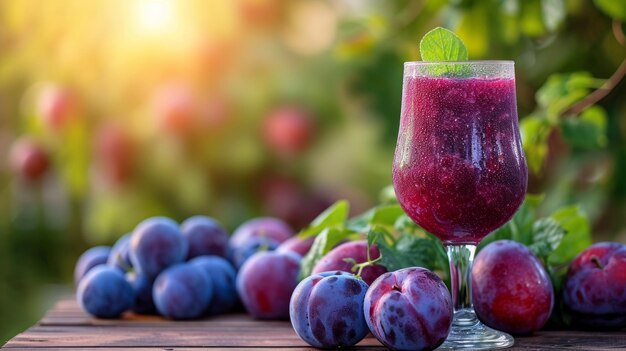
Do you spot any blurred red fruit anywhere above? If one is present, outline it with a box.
[262,106,315,157]
[95,124,134,185]
[37,84,77,132]
[10,137,50,182]
[152,84,196,136]
[200,96,231,131]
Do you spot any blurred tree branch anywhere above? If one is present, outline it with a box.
[561,20,626,117]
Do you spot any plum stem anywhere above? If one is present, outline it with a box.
[343,256,382,279]
[391,284,401,292]
[591,255,605,269]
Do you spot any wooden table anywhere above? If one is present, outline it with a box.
[2,297,625,350]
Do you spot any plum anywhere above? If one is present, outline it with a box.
[230,236,280,269]
[236,251,301,319]
[262,105,315,157]
[126,272,156,314]
[229,217,294,250]
[77,265,134,318]
[290,271,369,348]
[107,234,132,272]
[74,246,111,285]
[562,242,626,329]
[129,217,188,279]
[181,216,229,259]
[364,267,452,351]
[276,236,315,257]
[152,83,197,136]
[472,240,554,335]
[37,84,77,132]
[9,138,50,182]
[153,263,213,320]
[94,124,134,186]
[312,240,387,285]
[189,255,238,315]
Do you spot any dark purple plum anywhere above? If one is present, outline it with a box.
[107,234,132,272]
[364,267,452,351]
[77,265,134,318]
[229,217,294,250]
[312,240,387,285]
[74,246,111,285]
[230,236,280,269]
[153,263,213,320]
[290,271,369,348]
[472,240,554,335]
[236,251,300,319]
[126,272,156,314]
[563,242,626,329]
[129,217,188,279]
[276,236,315,256]
[181,216,229,259]
[189,255,238,315]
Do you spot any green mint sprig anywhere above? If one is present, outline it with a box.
[419,27,470,77]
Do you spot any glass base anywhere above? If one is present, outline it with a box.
[437,309,514,350]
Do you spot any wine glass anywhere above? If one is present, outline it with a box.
[392,61,527,350]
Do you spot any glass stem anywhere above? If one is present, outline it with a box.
[446,244,477,324]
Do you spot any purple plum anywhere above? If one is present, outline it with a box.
[189,255,238,315]
[107,234,132,272]
[290,271,369,348]
[153,263,213,320]
[126,272,156,314]
[229,236,280,269]
[277,236,315,256]
[472,240,554,335]
[563,242,626,329]
[364,267,452,351]
[77,265,134,318]
[129,217,188,279]
[181,216,229,259]
[74,246,111,285]
[229,217,294,250]
[236,251,300,319]
[312,240,387,285]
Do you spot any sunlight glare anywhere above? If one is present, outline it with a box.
[135,0,176,34]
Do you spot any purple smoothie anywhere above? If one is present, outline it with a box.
[392,75,527,244]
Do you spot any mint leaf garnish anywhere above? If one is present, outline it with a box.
[419,27,469,76]
[420,27,468,62]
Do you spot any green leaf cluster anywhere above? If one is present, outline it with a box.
[521,72,608,174]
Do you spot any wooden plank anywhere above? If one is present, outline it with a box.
[4,298,626,350]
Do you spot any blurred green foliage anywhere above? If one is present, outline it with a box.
[1,0,626,343]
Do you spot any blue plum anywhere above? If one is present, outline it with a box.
[472,240,554,335]
[74,246,111,285]
[153,263,213,320]
[229,217,294,250]
[563,242,626,329]
[229,236,280,269]
[312,240,387,285]
[77,265,134,318]
[181,216,229,259]
[129,217,188,279]
[236,251,300,319]
[189,255,238,315]
[290,271,369,348]
[107,234,132,272]
[364,267,452,351]
[126,272,156,314]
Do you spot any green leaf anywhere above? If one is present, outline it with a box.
[374,231,447,276]
[419,27,470,76]
[529,217,566,260]
[299,200,349,238]
[419,27,469,61]
[548,206,593,266]
[536,72,602,120]
[520,115,552,174]
[559,106,608,150]
[346,204,405,233]
[298,227,353,280]
[594,0,626,21]
[541,0,566,31]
